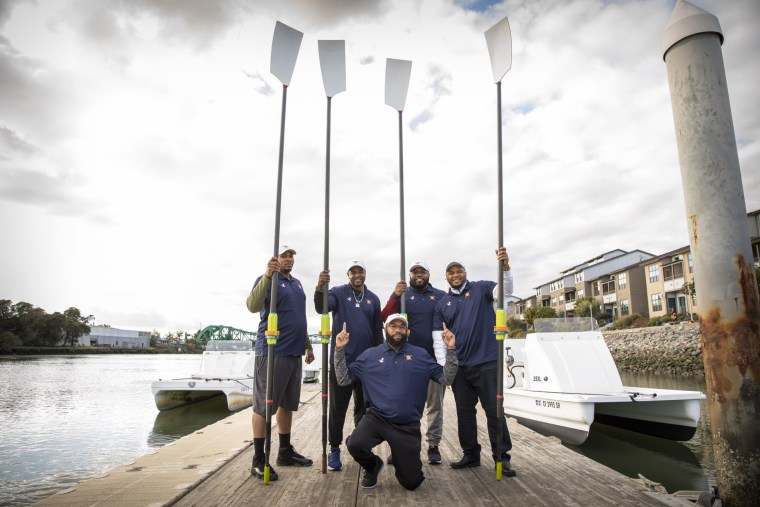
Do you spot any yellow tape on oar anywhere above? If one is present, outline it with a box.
[494,308,507,341]
[266,313,279,345]
[320,314,331,344]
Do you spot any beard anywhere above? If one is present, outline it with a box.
[385,330,407,349]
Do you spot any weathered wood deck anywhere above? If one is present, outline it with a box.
[173,385,668,507]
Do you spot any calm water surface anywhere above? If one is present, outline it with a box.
[567,371,715,494]
[0,356,716,505]
[0,354,230,507]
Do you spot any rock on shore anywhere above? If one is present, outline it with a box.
[602,323,704,377]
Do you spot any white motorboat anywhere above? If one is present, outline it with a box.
[302,334,323,383]
[503,318,705,445]
[151,340,255,412]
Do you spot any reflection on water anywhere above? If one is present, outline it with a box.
[564,371,715,494]
[0,354,231,507]
[149,396,231,447]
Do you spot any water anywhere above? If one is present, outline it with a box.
[0,356,716,505]
[0,354,230,507]
[566,371,716,494]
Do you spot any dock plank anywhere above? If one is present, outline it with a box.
[174,384,664,506]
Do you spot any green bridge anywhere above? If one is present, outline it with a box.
[193,325,257,345]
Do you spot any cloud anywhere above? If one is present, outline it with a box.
[242,70,275,96]
[0,126,40,160]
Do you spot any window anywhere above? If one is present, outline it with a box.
[651,293,663,312]
[602,280,615,295]
[618,273,627,289]
[559,294,565,303]
[688,253,694,273]
[575,272,584,283]
[621,299,629,316]
[551,297,557,306]
[578,289,584,298]
[648,264,659,283]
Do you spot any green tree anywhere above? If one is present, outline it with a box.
[61,307,92,346]
[13,301,47,345]
[0,331,22,353]
[574,297,596,317]
[523,306,557,330]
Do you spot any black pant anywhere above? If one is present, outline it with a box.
[346,410,424,490]
[329,366,365,447]
[451,360,512,460]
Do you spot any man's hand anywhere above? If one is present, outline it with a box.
[335,322,349,349]
[442,322,456,350]
[496,247,510,271]
[316,270,330,290]
[393,281,407,297]
[265,256,280,278]
[304,348,315,364]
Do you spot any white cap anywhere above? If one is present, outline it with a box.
[346,259,366,272]
[278,245,296,255]
[384,313,408,327]
[409,260,430,272]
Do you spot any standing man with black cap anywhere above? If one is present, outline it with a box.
[246,245,315,480]
[381,260,447,464]
[315,259,383,472]
[433,247,517,476]
[334,314,459,490]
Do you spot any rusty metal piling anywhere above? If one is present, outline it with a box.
[662,1,760,504]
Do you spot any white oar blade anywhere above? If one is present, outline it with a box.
[485,16,512,83]
[270,21,303,86]
[318,40,346,97]
[385,58,412,111]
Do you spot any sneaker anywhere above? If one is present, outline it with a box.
[386,454,394,466]
[427,445,442,464]
[360,456,384,489]
[277,446,313,467]
[251,454,279,481]
[327,446,342,471]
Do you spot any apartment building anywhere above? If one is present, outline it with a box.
[641,247,695,318]
[514,209,759,322]
[535,249,656,319]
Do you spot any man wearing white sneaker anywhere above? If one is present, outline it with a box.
[334,314,458,490]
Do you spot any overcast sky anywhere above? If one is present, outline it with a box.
[1,0,758,335]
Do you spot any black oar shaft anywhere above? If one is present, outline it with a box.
[264,83,288,484]
[321,96,332,474]
[495,80,504,481]
[398,110,406,314]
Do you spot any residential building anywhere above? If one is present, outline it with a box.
[537,249,655,318]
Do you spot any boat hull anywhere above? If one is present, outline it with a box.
[151,378,253,412]
[504,387,703,445]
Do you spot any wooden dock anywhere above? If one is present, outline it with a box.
[173,385,673,507]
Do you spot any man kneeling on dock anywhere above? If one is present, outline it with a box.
[334,314,458,490]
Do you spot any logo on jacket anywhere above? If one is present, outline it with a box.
[465,292,471,297]
[379,357,385,363]
[405,354,412,361]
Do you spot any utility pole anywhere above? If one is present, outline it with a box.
[662,2,760,504]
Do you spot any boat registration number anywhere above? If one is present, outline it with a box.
[535,400,561,409]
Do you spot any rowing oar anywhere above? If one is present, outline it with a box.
[262,20,302,485]
[384,58,412,315]
[317,39,346,475]
[485,15,512,482]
